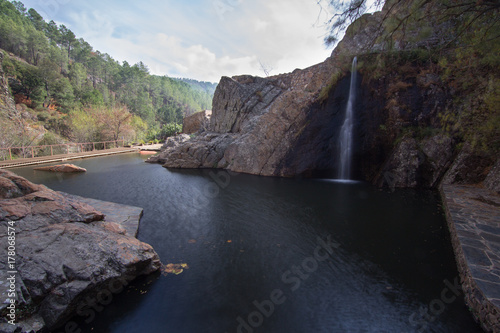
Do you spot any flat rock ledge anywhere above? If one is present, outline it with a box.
[441,184,500,332]
[0,169,161,333]
[58,192,143,238]
[33,164,87,173]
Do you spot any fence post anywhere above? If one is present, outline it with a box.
[93,142,95,151]
[31,147,34,158]
[9,148,12,160]
[50,145,53,156]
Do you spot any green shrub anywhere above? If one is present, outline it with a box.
[160,123,182,139]
[37,111,50,122]
[318,71,343,104]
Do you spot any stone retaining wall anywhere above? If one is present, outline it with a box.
[441,185,500,332]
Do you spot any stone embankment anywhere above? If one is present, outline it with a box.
[0,169,161,332]
[441,184,500,332]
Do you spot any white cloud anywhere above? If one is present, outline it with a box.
[21,0,333,82]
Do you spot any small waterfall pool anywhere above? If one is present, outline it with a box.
[12,153,482,332]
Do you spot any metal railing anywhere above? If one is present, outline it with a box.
[0,140,126,161]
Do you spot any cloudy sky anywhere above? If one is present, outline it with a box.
[20,0,335,82]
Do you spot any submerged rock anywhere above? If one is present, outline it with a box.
[34,164,87,173]
[0,169,161,332]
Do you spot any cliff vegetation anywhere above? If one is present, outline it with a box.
[0,0,216,151]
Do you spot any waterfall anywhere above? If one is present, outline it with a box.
[338,57,357,180]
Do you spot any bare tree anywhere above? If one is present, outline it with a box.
[258,60,274,77]
[320,0,500,49]
[0,112,40,159]
[96,105,133,141]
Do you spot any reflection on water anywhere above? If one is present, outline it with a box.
[12,154,481,333]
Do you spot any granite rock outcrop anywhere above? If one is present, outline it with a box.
[182,110,212,134]
[0,52,15,116]
[0,170,161,332]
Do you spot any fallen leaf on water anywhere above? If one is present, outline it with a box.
[188,239,197,244]
[227,240,232,243]
[162,263,189,276]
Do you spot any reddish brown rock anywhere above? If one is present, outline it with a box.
[182,110,212,134]
[34,164,87,173]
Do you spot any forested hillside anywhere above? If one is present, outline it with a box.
[0,0,215,148]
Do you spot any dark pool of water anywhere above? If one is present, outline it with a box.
[12,154,482,333]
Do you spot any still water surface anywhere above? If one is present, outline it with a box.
[13,153,482,333]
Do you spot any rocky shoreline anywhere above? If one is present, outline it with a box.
[0,169,161,332]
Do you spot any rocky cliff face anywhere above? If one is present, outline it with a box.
[0,52,16,117]
[152,60,341,176]
[182,110,212,134]
[0,170,161,332]
[152,3,499,191]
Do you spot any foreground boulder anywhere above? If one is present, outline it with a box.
[34,164,87,173]
[0,170,161,332]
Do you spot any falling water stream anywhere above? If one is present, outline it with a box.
[338,56,357,180]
